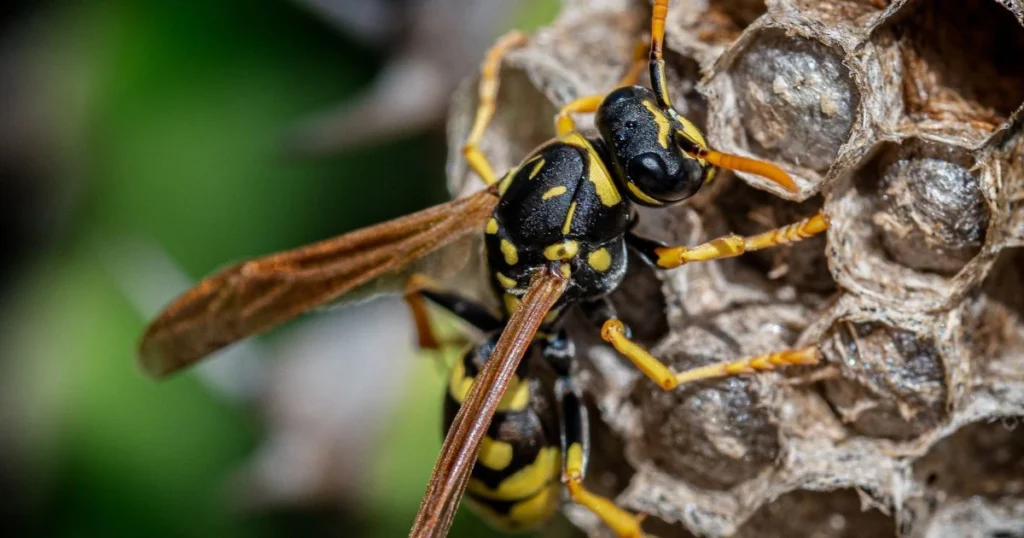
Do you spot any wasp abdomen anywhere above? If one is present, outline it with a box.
[442,341,561,531]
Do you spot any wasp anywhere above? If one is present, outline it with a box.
[138,1,830,536]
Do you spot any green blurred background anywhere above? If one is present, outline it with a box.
[0,1,563,536]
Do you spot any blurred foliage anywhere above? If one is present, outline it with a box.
[1,0,558,537]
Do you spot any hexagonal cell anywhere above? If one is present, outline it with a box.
[820,318,948,440]
[639,372,780,489]
[633,301,814,489]
[725,28,860,173]
[733,489,896,538]
[826,136,995,310]
[865,139,989,275]
[914,418,1024,499]
[716,177,836,295]
[873,0,1024,129]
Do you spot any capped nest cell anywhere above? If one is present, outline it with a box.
[444,0,1024,536]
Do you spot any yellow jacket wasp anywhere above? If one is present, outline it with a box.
[138,1,829,536]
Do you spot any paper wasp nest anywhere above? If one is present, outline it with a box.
[446,0,1024,536]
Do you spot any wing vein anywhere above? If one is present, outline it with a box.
[138,188,498,377]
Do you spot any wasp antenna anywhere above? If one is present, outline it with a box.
[699,149,798,193]
[649,0,673,110]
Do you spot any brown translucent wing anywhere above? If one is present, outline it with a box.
[409,266,568,538]
[138,188,499,378]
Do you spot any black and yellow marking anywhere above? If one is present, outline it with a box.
[561,133,622,208]
[498,170,516,196]
[442,334,564,532]
[528,157,546,179]
[641,100,671,149]
[503,293,521,316]
[562,202,576,235]
[543,240,578,261]
[500,239,519,265]
[587,247,612,272]
[464,482,561,532]
[495,271,517,290]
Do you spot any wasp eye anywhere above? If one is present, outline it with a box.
[627,152,666,187]
[626,152,702,204]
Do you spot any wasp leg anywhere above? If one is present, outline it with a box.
[554,42,647,136]
[628,211,829,269]
[542,333,646,538]
[583,298,820,391]
[404,273,502,350]
[554,95,606,137]
[463,31,528,186]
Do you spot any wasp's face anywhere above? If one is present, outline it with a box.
[595,86,715,207]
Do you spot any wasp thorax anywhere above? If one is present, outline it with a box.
[595,85,708,207]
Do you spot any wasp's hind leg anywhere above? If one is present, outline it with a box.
[554,41,647,136]
[404,273,501,351]
[463,31,528,186]
[583,298,820,391]
[541,333,647,538]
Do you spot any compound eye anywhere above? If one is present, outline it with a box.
[626,152,698,203]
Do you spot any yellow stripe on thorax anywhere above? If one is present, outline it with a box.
[528,157,546,179]
[541,185,567,200]
[562,201,576,235]
[560,133,621,207]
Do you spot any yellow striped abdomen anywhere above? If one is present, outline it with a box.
[443,341,562,531]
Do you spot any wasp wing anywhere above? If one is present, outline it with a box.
[409,266,568,538]
[138,188,499,378]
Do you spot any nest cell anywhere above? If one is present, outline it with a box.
[868,140,990,275]
[874,0,1024,127]
[728,29,860,172]
[716,178,836,295]
[821,319,948,440]
[634,303,810,489]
